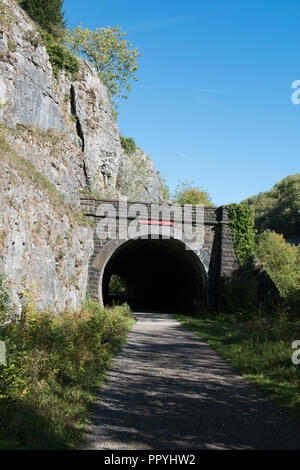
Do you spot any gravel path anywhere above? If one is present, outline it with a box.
[83,312,300,450]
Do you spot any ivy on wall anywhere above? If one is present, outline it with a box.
[227,203,256,268]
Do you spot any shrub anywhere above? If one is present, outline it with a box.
[120,136,136,155]
[40,30,79,80]
[24,0,66,37]
[256,230,300,312]
[0,300,134,449]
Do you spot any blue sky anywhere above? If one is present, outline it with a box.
[64,0,299,206]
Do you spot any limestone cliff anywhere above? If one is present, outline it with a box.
[117,147,162,202]
[0,0,162,202]
[0,0,162,314]
[0,135,94,314]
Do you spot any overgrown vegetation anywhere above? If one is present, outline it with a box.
[173,180,213,205]
[17,1,78,79]
[174,313,300,423]
[0,275,13,325]
[225,204,263,314]
[243,174,300,241]
[40,30,79,80]
[0,298,134,449]
[15,1,140,98]
[120,136,136,155]
[227,203,256,268]
[66,25,140,105]
[256,231,300,313]
[21,0,66,38]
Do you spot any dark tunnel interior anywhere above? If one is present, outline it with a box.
[102,239,207,314]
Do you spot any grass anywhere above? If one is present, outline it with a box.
[173,312,300,422]
[0,301,135,450]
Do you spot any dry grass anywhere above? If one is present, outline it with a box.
[0,130,93,228]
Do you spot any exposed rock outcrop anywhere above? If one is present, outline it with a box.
[116,147,162,202]
[0,0,162,203]
[0,0,162,314]
[0,142,94,314]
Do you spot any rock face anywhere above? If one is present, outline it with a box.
[0,149,94,314]
[116,148,162,202]
[3,124,87,206]
[0,0,162,202]
[0,0,162,314]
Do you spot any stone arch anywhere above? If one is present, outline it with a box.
[90,236,209,313]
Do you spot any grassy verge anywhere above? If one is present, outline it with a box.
[0,301,135,450]
[173,313,300,422]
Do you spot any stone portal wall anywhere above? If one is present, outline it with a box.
[80,197,241,311]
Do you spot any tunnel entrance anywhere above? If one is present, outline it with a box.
[102,238,207,314]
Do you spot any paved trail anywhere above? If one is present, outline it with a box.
[84,313,300,450]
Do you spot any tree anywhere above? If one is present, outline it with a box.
[65,25,140,105]
[256,230,300,311]
[173,180,213,205]
[243,174,300,240]
[25,0,66,37]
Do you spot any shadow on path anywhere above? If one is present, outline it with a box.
[83,313,300,450]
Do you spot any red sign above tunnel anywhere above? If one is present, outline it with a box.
[138,219,174,226]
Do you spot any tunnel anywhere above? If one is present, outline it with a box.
[102,238,207,314]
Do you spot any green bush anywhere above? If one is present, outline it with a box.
[256,230,300,312]
[120,136,136,155]
[40,30,79,80]
[24,0,66,37]
[0,300,134,449]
